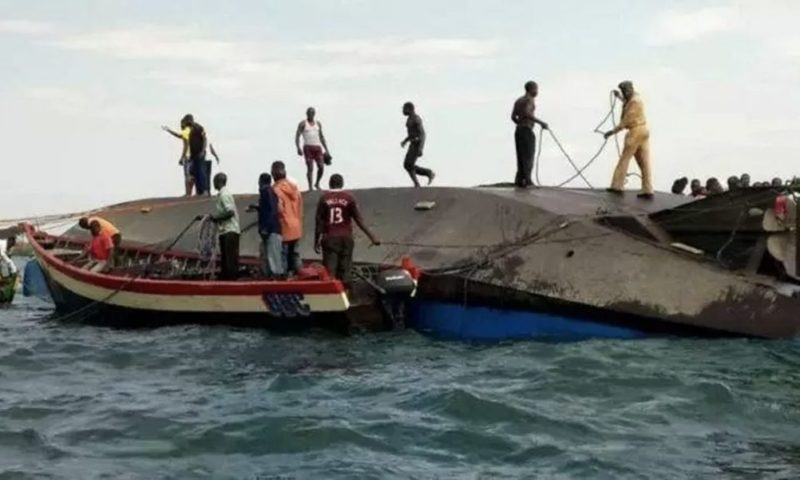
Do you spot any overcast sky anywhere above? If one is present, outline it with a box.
[1,0,798,218]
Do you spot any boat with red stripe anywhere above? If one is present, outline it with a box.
[22,223,417,330]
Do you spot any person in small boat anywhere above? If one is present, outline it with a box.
[511,81,548,188]
[79,216,120,246]
[163,114,219,196]
[0,238,17,278]
[197,173,240,280]
[314,174,380,285]
[79,216,121,267]
[247,173,284,279]
[295,107,332,192]
[0,237,18,303]
[727,176,741,190]
[271,161,304,276]
[75,220,113,272]
[671,177,688,195]
[401,102,436,187]
[605,81,654,199]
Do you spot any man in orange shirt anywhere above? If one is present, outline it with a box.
[79,216,121,266]
[271,161,304,276]
[73,221,113,273]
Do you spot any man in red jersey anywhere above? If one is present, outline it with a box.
[314,174,380,285]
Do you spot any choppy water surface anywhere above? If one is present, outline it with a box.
[1,296,800,479]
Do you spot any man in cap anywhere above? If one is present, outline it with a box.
[605,81,653,199]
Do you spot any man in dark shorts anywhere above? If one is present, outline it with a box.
[401,102,435,187]
[295,107,332,191]
[314,174,380,285]
[511,81,549,188]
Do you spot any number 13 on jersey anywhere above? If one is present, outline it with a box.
[329,206,344,225]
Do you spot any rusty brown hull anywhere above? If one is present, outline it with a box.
[59,186,800,338]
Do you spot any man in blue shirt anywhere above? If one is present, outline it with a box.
[248,173,284,278]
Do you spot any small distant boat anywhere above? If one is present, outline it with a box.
[23,223,417,330]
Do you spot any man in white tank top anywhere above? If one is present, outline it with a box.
[295,107,332,191]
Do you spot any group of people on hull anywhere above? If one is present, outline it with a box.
[196,163,380,284]
[162,78,650,201]
[673,174,800,198]
[72,162,379,287]
[68,78,651,284]
[162,102,434,195]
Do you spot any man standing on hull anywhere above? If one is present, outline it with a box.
[511,81,548,188]
[163,114,219,196]
[314,174,380,286]
[401,102,435,187]
[604,81,654,199]
[295,107,332,191]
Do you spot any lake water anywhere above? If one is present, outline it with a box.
[1,295,800,479]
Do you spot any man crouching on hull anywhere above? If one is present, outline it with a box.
[314,174,380,286]
[605,81,654,199]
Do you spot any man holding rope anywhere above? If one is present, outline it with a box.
[604,81,654,199]
[511,81,549,189]
[196,173,240,280]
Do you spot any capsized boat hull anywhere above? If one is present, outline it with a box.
[46,186,800,339]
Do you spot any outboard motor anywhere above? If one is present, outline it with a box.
[374,268,417,329]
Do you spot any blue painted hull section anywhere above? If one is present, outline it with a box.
[22,259,50,299]
[408,301,647,341]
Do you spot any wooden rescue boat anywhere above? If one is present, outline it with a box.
[23,223,417,330]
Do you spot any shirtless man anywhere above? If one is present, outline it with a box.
[511,81,549,188]
[401,102,435,187]
[295,107,332,191]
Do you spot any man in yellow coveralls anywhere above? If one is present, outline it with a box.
[605,81,653,200]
